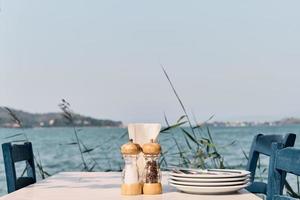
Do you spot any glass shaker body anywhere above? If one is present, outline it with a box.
[120,139,142,195]
[142,154,161,184]
[122,155,140,184]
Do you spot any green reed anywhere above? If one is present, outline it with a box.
[160,67,225,169]
[58,99,128,172]
[1,107,51,179]
[58,99,103,172]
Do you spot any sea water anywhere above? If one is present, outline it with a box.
[0,125,299,196]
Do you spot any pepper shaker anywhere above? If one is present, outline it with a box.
[142,139,162,195]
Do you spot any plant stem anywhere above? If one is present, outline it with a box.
[73,127,88,170]
[161,66,199,148]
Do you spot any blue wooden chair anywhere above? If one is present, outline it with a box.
[267,143,300,200]
[2,142,36,193]
[246,133,296,195]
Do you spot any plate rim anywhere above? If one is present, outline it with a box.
[169,182,251,194]
[169,175,250,182]
[169,169,250,179]
[168,178,249,187]
[169,182,251,190]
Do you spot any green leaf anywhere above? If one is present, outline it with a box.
[218,140,237,149]
[65,142,78,145]
[177,115,187,123]
[208,152,221,159]
[82,148,94,153]
[193,115,215,129]
[181,128,200,145]
[160,121,187,133]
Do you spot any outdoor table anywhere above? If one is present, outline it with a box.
[0,172,261,200]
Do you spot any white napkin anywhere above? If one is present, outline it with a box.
[127,123,161,177]
[128,123,161,145]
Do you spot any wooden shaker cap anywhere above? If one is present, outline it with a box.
[121,139,141,155]
[142,139,161,155]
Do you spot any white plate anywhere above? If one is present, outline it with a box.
[168,178,249,187]
[170,175,250,182]
[169,183,250,194]
[169,169,250,179]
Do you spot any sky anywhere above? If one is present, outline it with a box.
[1,0,300,124]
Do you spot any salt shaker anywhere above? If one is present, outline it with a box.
[120,139,142,195]
[142,139,162,195]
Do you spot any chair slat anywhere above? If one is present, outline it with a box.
[2,142,36,193]
[11,143,33,162]
[276,148,300,176]
[255,135,285,156]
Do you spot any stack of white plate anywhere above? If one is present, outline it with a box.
[169,169,251,194]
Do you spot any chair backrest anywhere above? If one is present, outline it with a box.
[2,142,36,193]
[267,143,300,200]
[246,133,296,183]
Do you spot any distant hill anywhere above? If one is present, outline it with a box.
[273,117,300,126]
[0,107,122,128]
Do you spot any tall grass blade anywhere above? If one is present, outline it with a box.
[161,66,197,138]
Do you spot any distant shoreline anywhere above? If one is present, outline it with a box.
[1,123,300,129]
[1,107,300,129]
[0,107,122,128]
[207,117,300,127]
